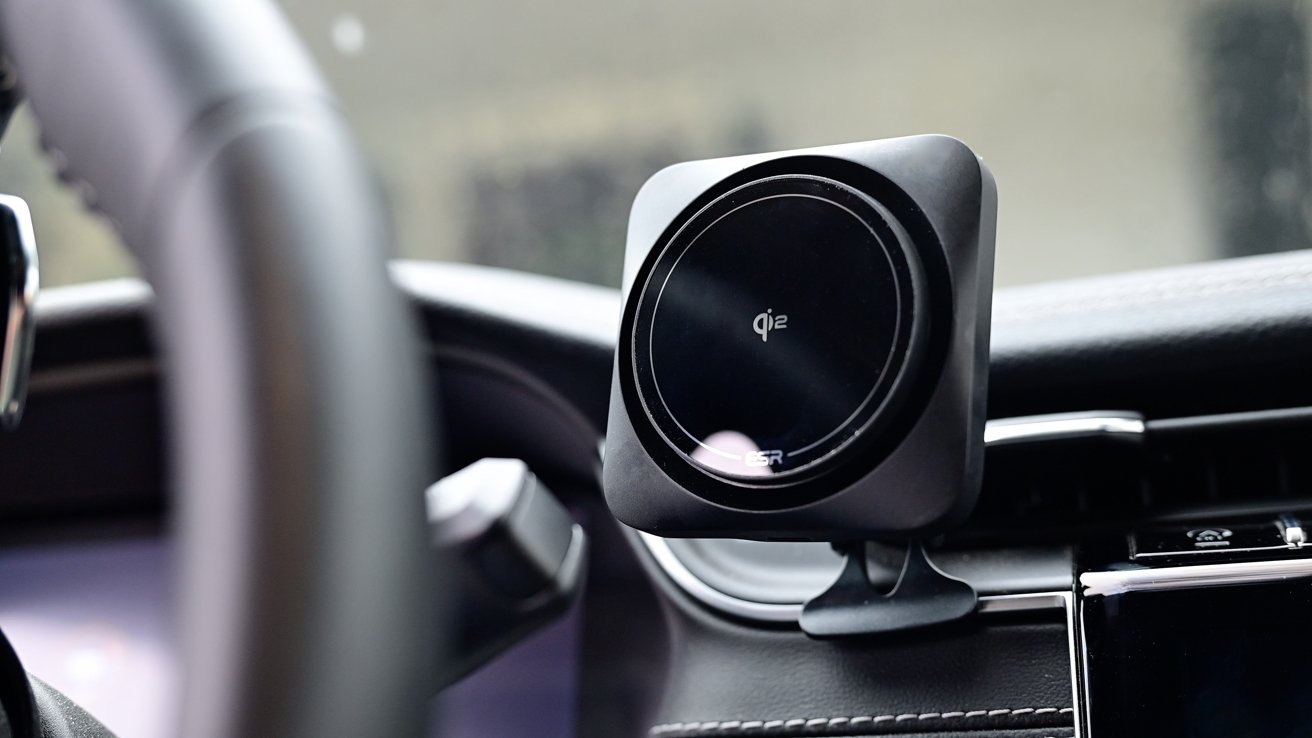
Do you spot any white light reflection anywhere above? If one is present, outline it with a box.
[331,14,367,56]
[692,431,773,476]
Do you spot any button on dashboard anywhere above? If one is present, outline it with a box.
[1132,522,1290,559]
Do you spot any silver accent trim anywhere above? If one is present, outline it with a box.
[641,532,799,622]
[984,411,1145,447]
[976,591,1068,613]
[639,532,1068,621]
[1279,513,1306,547]
[1080,557,1312,597]
[1073,588,1092,738]
[0,195,37,429]
[1062,589,1084,738]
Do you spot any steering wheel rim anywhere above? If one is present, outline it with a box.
[0,1,439,736]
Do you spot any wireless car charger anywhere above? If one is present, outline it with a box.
[603,135,997,636]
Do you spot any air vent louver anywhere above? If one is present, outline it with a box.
[964,408,1312,541]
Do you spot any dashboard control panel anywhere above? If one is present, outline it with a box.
[1130,516,1306,560]
[1079,513,1312,737]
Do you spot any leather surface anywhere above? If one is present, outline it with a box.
[635,527,1075,738]
[655,732,1073,738]
[29,678,114,738]
[989,249,1312,418]
[0,2,436,738]
[644,616,1077,734]
[653,728,1073,738]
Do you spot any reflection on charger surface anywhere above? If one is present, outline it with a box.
[691,431,773,478]
[634,177,919,482]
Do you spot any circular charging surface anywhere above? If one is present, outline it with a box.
[632,175,924,487]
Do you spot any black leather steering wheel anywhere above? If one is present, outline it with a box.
[0,0,438,735]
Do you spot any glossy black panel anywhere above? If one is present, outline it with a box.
[1082,578,1312,738]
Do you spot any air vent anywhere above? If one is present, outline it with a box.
[963,407,1312,541]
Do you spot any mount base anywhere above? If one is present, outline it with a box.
[799,541,978,638]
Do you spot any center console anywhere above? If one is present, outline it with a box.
[1077,514,1312,738]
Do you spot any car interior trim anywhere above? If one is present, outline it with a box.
[648,705,1078,736]
[636,411,1145,623]
[26,358,154,395]
[1079,556,1312,597]
[1065,588,1084,738]
[638,531,1071,622]
[641,578,1084,738]
[983,411,1145,447]
[1145,404,1312,435]
[639,531,799,622]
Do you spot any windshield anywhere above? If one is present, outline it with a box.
[4,0,1309,289]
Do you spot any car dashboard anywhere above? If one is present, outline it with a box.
[2,249,1312,737]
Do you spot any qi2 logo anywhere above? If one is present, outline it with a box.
[752,309,788,342]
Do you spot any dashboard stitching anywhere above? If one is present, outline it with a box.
[650,706,1074,734]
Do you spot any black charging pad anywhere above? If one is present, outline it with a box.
[604,136,996,541]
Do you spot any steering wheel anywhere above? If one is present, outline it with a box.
[0,0,439,736]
